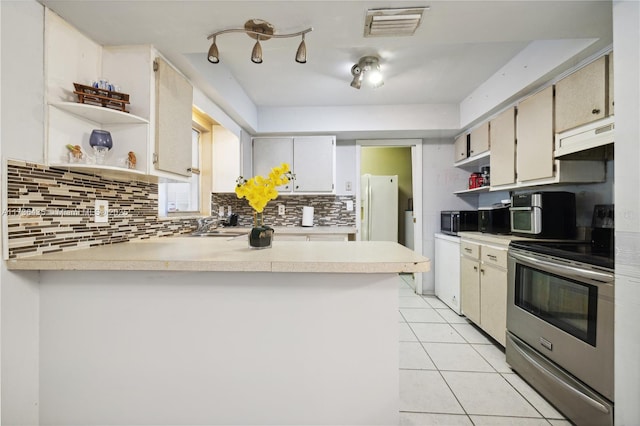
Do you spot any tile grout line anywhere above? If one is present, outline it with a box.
[400,289,561,423]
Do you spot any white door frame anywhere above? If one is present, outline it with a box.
[355,139,424,294]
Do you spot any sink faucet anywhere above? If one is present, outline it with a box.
[194,216,218,234]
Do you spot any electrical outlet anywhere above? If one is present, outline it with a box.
[95,200,108,223]
[219,206,225,216]
[345,181,352,191]
[278,204,285,216]
[346,200,354,211]
[227,206,232,215]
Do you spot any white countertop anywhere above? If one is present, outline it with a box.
[6,237,429,274]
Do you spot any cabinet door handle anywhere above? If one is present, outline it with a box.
[487,254,498,261]
[464,248,472,253]
[480,268,485,274]
[473,266,478,272]
[592,108,601,115]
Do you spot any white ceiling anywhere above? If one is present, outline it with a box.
[39,0,612,129]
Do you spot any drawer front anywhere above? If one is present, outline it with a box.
[481,245,507,269]
[461,241,480,259]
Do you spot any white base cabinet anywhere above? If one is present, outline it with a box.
[434,233,462,314]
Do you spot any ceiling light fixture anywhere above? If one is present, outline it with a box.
[350,56,384,89]
[206,19,312,64]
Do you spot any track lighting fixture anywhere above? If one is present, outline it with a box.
[207,37,219,63]
[350,56,384,89]
[206,19,312,64]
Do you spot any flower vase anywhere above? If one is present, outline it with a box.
[249,212,274,249]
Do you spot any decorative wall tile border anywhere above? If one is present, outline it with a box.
[212,193,357,228]
[4,160,194,259]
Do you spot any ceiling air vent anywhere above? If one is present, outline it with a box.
[364,7,428,37]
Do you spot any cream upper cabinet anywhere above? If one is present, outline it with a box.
[555,56,608,133]
[252,138,294,192]
[489,107,516,186]
[608,52,614,116]
[292,136,335,192]
[517,86,554,182]
[454,134,468,162]
[469,122,490,157]
[154,57,193,177]
[252,136,336,193]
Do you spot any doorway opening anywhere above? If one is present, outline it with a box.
[360,146,413,247]
[356,139,423,293]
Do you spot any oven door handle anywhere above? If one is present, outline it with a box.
[510,336,611,414]
[509,251,614,283]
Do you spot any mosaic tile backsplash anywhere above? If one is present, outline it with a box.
[4,160,357,259]
[213,193,356,228]
[5,160,194,259]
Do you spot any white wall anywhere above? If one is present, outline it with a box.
[258,104,459,136]
[613,2,640,425]
[459,39,603,129]
[1,1,45,424]
[335,141,356,197]
[421,139,477,294]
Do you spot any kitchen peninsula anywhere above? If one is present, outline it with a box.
[7,238,428,425]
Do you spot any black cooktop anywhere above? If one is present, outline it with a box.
[509,240,614,270]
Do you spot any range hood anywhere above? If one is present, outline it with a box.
[555,116,614,158]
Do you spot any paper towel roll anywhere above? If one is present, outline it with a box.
[302,206,314,227]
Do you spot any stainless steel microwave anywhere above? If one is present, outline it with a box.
[440,210,478,236]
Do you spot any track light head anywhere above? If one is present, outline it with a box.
[295,34,307,64]
[350,56,383,89]
[251,40,263,63]
[207,38,219,63]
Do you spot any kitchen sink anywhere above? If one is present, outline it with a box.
[189,229,246,238]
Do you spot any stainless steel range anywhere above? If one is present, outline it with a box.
[506,240,614,426]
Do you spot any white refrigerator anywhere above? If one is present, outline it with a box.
[361,174,398,242]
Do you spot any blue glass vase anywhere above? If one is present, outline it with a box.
[89,129,113,151]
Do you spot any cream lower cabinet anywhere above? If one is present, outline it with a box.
[460,241,481,324]
[479,245,508,346]
[460,239,509,346]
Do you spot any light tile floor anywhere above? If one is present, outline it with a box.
[398,274,572,425]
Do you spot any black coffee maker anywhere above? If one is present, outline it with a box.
[591,205,614,254]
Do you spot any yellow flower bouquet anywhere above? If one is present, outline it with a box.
[235,163,293,248]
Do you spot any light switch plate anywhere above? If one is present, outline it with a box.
[278,204,285,216]
[346,200,354,211]
[95,200,108,223]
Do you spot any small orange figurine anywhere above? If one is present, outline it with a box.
[127,151,137,169]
